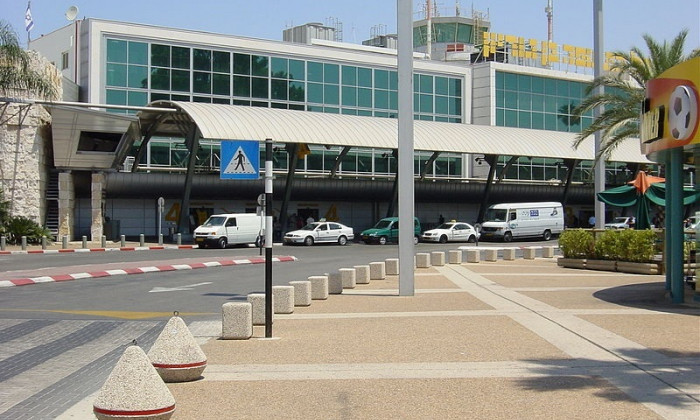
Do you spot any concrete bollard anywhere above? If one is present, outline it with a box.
[101,235,106,248]
[93,345,175,420]
[158,233,163,246]
[339,268,356,289]
[430,251,445,266]
[385,258,399,275]
[272,286,295,314]
[247,293,272,325]
[484,248,498,262]
[21,236,27,251]
[177,233,182,245]
[448,250,462,264]
[120,235,126,247]
[523,247,537,259]
[465,249,480,263]
[147,315,207,382]
[0,235,5,251]
[140,234,145,247]
[81,235,87,249]
[62,235,68,249]
[41,236,47,250]
[542,246,555,258]
[289,281,312,306]
[308,275,329,300]
[354,265,370,284]
[415,253,431,268]
[503,248,516,260]
[369,262,386,280]
[221,302,253,339]
[326,272,344,294]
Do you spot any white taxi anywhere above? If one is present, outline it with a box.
[421,221,479,243]
[283,221,355,246]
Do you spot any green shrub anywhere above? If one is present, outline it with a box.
[558,229,594,258]
[618,229,656,262]
[594,230,621,260]
[4,216,52,245]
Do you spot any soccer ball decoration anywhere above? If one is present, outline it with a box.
[668,85,698,141]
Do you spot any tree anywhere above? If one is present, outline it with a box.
[0,20,58,100]
[573,30,700,160]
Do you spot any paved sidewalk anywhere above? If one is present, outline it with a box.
[59,256,700,419]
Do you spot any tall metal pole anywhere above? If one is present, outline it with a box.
[593,0,606,228]
[397,0,415,296]
[264,138,273,337]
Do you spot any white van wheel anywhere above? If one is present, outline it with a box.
[217,237,227,249]
[543,230,552,241]
[503,232,513,242]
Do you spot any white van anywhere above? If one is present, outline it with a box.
[194,213,263,249]
[479,202,564,242]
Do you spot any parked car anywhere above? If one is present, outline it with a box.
[194,213,263,249]
[360,217,421,245]
[421,221,479,243]
[479,202,564,242]
[283,221,354,246]
[604,216,635,229]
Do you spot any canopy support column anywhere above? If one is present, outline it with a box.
[279,143,299,237]
[329,146,352,178]
[561,159,578,206]
[476,154,499,223]
[177,124,200,235]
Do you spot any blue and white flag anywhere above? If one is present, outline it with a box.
[25,2,34,32]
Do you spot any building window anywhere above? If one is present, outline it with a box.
[61,51,69,70]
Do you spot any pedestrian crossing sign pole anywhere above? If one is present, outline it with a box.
[220,140,260,180]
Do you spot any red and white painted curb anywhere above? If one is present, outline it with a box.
[0,255,297,288]
[0,245,197,255]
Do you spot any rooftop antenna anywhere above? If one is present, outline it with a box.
[65,5,78,21]
[455,0,461,16]
[545,0,553,42]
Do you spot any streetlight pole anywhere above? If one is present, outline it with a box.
[593,0,606,229]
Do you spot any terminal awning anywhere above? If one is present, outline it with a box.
[138,100,649,163]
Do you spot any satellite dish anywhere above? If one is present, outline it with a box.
[65,6,79,21]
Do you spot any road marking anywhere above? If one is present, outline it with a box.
[149,281,213,293]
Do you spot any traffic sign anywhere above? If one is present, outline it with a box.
[220,140,260,180]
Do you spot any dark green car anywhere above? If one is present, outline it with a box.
[360,217,421,245]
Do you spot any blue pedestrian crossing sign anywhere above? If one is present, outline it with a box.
[220,140,260,180]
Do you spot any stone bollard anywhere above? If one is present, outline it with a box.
[503,248,516,261]
[81,235,87,249]
[523,247,537,259]
[272,286,295,314]
[430,251,445,266]
[369,262,386,280]
[465,249,480,263]
[158,233,164,246]
[120,235,126,247]
[354,265,370,284]
[93,345,175,420]
[21,236,27,251]
[415,253,431,268]
[326,272,344,294]
[148,314,207,382]
[221,302,253,339]
[385,258,399,275]
[448,250,462,264]
[41,236,47,250]
[0,235,5,251]
[308,275,329,300]
[177,233,182,245]
[339,268,356,289]
[62,235,68,249]
[247,293,272,325]
[484,248,498,262]
[140,234,145,247]
[101,235,106,248]
[542,246,555,258]
[289,281,312,306]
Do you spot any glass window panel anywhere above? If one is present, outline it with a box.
[419,114,433,121]
[342,108,357,115]
[504,91,517,109]
[531,93,544,111]
[374,154,389,173]
[252,101,268,107]
[271,102,287,109]
[212,51,230,73]
[341,152,357,172]
[449,78,461,96]
[233,53,250,75]
[271,57,287,78]
[495,71,504,89]
[193,71,211,93]
[193,49,211,71]
[171,94,189,101]
[544,96,557,113]
[212,73,230,95]
[171,46,190,69]
[289,59,305,81]
[419,74,433,94]
[544,78,557,95]
[556,79,569,96]
[106,63,127,87]
[435,116,449,122]
[375,90,389,109]
[357,67,372,87]
[127,65,148,89]
[449,97,461,115]
[341,86,357,106]
[389,71,398,90]
[150,68,170,90]
[307,105,323,112]
[252,55,268,76]
[557,114,573,132]
[271,79,287,100]
[531,76,544,93]
[518,92,531,110]
[374,111,388,118]
[233,99,250,106]
[106,89,127,105]
[570,81,583,97]
[128,42,147,65]
[324,84,339,105]
[504,72,518,90]
[504,109,517,127]
[150,142,171,165]
[419,94,433,113]
[456,23,474,43]
[518,111,531,128]
[289,81,305,102]
[307,61,323,82]
[126,91,147,106]
[435,77,448,95]
[324,63,339,84]
[435,95,448,114]
[324,107,339,114]
[150,92,169,102]
[413,74,419,91]
[307,82,323,103]
[357,109,372,116]
[545,113,557,130]
[358,88,372,108]
[413,93,419,112]
[517,74,531,92]
[389,91,399,110]
[531,112,544,129]
[233,75,250,97]
[171,69,190,92]
[107,39,127,63]
[342,65,357,86]
[495,108,505,126]
[151,44,170,67]
[251,77,268,98]
[212,97,230,104]
[495,89,504,108]
[374,69,388,89]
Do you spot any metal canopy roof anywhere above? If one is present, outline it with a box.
[139,101,649,163]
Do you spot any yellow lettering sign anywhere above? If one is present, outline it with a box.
[641,106,664,143]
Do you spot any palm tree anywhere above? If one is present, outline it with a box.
[0,20,58,100]
[573,29,700,160]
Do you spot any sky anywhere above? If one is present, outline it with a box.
[1,0,698,55]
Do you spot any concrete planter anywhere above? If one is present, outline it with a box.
[616,261,661,275]
[557,258,587,269]
[585,259,617,271]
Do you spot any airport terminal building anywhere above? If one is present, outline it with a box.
[23,13,657,240]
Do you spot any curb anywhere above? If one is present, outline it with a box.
[0,256,297,288]
[0,245,198,255]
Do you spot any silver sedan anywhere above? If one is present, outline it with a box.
[283,221,355,246]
